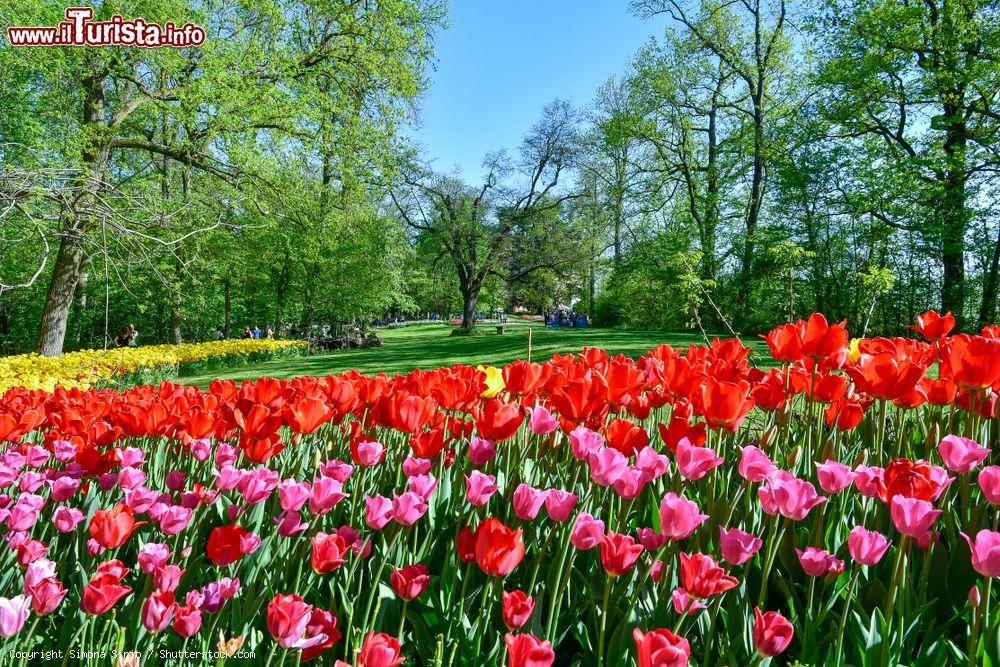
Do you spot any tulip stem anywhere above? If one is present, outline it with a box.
[834,565,860,667]
[397,600,409,641]
[597,577,612,667]
[882,536,910,666]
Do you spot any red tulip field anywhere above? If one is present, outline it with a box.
[1,311,999,666]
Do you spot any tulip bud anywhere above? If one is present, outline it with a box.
[786,446,802,467]
[852,449,868,468]
[969,585,982,608]
[925,422,940,450]
[760,425,779,449]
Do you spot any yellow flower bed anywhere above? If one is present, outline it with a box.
[0,339,304,394]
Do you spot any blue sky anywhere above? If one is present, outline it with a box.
[410,0,667,179]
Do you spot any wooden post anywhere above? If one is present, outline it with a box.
[527,326,533,362]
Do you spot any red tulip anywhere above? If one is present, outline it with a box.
[752,607,794,656]
[475,517,525,576]
[678,552,738,599]
[877,458,949,504]
[698,378,754,431]
[604,418,648,457]
[456,526,477,563]
[206,524,252,566]
[358,631,405,666]
[266,593,313,649]
[940,334,1000,390]
[476,399,523,443]
[81,572,132,615]
[504,633,555,667]
[913,310,955,341]
[633,627,691,666]
[390,564,430,601]
[800,313,849,361]
[501,590,535,630]
[600,532,644,577]
[89,502,143,550]
[311,532,349,574]
[764,322,805,363]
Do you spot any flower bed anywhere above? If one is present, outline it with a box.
[0,311,997,665]
[0,339,305,394]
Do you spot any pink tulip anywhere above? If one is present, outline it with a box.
[719,526,763,566]
[117,447,145,467]
[571,513,605,550]
[961,530,1000,577]
[588,448,628,486]
[468,437,497,465]
[544,489,578,522]
[939,435,991,474]
[53,440,77,462]
[158,506,194,536]
[570,426,605,461]
[612,467,646,499]
[853,466,884,498]
[49,476,81,502]
[672,587,706,615]
[52,507,85,533]
[676,438,724,481]
[392,492,428,525]
[402,457,432,477]
[213,465,243,491]
[637,528,667,551]
[319,460,354,482]
[890,496,942,537]
[528,406,558,435]
[815,460,856,494]
[512,484,547,520]
[796,547,845,577]
[465,471,499,506]
[356,440,386,467]
[210,444,236,467]
[278,479,311,513]
[275,511,308,537]
[166,471,186,492]
[309,477,348,514]
[365,495,394,530]
[237,467,279,505]
[239,532,262,555]
[407,474,438,501]
[0,595,31,637]
[635,446,671,482]
[137,543,172,574]
[190,438,213,462]
[739,446,776,483]
[659,493,708,541]
[847,526,891,566]
[759,472,825,521]
[979,466,1000,504]
[153,565,184,592]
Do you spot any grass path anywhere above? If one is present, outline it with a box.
[181,321,767,386]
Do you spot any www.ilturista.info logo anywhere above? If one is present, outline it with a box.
[7,7,206,48]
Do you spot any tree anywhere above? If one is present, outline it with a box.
[2,0,442,354]
[392,101,581,330]
[636,0,791,324]
[815,0,1000,327]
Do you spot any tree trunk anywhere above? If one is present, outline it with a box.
[978,223,1000,328]
[223,277,232,337]
[170,289,183,344]
[36,231,88,356]
[35,62,108,356]
[736,92,766,323]
[940,108,967,327]
[460,284,479,330]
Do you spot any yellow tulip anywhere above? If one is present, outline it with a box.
[476,364,505,398]
[847,338,861,363]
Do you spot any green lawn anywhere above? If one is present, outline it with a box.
[180,321,767,386]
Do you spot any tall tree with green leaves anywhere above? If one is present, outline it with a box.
[815,0,1000,327]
